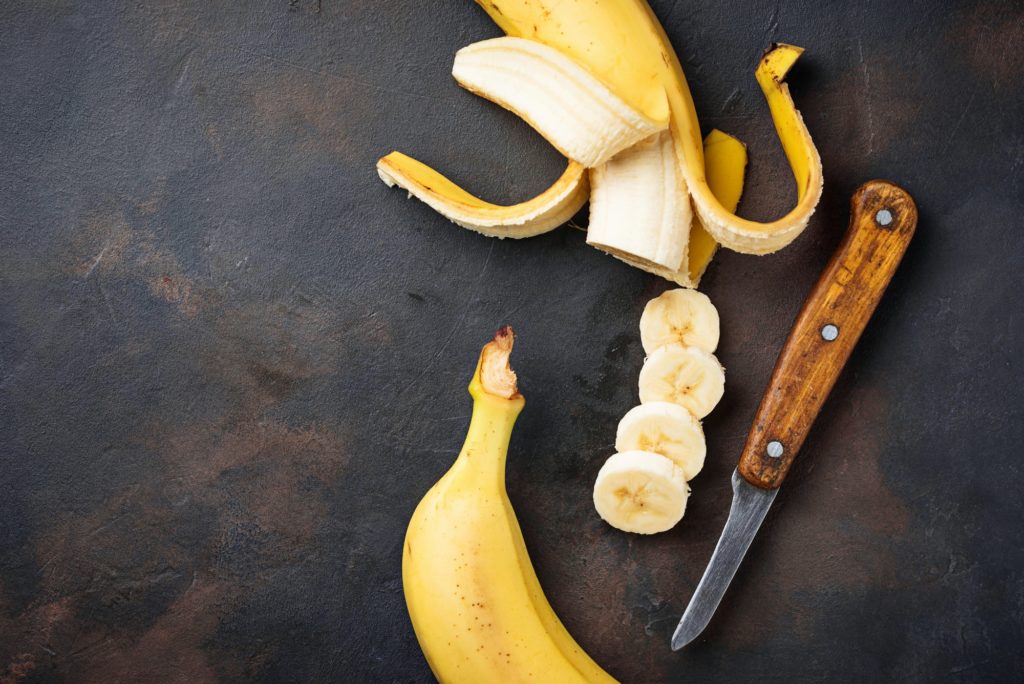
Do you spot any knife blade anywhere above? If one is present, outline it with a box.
[671,469,776,649]
[672,180,918,650]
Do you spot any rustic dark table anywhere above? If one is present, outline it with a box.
[2,1,1022,682]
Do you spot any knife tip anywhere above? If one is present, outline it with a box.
[670,625,698,651]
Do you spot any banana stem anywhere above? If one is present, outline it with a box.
[457,327,526,485]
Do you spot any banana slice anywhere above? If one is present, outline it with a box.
[376,152,588,238]
[452,37,665,168]
[586,131,691,273]
[638,344,724,419]
[639,288,720,354]
[593,450,689,534]
[615,402,706,480]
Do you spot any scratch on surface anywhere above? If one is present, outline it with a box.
[83,246,108,278]
[172,49,196,95]
[940,88,978,156]
[857,39,876,157]
[721,87,742,113]
[233,47,433,101]
[763,0,781,44]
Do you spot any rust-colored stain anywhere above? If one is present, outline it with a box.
[954,1,1024,91]
[68,207,204,318]
[6,417,347,678]
[0,653,35,684]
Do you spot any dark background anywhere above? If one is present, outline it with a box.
[1,1,1022,682]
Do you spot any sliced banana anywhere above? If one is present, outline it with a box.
[615,402,706,480]
[593,450,689,534]
[586,131,691,273]
[452,37,665,168]
[639,288,720,354]
[638,344,724,419]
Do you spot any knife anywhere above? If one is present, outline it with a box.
[671,180,918,650]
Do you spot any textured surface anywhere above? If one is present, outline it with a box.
[1,1,1022,682]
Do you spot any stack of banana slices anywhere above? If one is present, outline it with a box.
[593,289,724,534]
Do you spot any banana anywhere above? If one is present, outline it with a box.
[376,152,587,238]
[639,288,720,354]
[586,131,690,273]
[638,344,725,419]
[403,327,616,683]
[453,37,665,168]
[474,0,823,255]
[586,128,747,286]
[593,450,690,534]
[615,402,706,480]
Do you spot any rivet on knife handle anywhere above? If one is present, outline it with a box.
[737,180,917,489]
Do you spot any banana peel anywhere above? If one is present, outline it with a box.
[377,153,588,238]
[689,129,747,283]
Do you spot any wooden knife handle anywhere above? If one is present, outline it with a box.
[737,180,917,489]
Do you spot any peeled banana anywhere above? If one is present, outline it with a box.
[586,131,692,274]
[475,0,823,255]
[403,328,616,683]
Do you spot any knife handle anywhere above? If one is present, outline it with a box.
[737,180,917,490]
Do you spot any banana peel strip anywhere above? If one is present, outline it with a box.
[682,45,823,254]
[376,152,588,238]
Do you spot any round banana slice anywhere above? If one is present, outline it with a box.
[593,450,689,534]
[639,288,720,354]
[615,402,706,480]
[638,344,724,419]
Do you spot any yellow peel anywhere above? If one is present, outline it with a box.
[689,129,748,283]
[376,152,588,238]
[475,1,823,255]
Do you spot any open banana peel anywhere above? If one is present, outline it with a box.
[377,0,822,284]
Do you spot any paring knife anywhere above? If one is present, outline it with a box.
[671,180,918,650]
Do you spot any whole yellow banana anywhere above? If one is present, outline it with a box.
[403,328,616,683]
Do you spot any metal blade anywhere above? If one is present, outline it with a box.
[671,469,778,650]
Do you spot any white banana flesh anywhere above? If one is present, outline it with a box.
[452,37,665,168]
[586,131,692,274]
[638,344,725,419]
[639,288,720,354]
[615,402,706,481]
[593,450,689,534]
